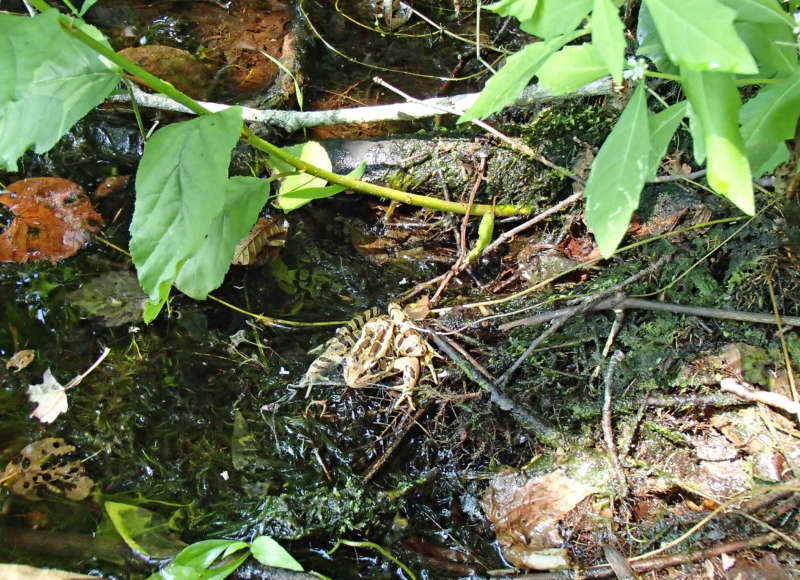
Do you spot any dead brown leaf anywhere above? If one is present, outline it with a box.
[232,216,288,266]
[0,178,102,263]
[2,438,94,501]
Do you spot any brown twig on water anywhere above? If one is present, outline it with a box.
[363,404,429,483]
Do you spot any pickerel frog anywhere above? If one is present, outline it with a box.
[301,303,437,411]
[369,0,413,30]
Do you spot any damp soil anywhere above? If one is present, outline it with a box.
[2,1,800,579]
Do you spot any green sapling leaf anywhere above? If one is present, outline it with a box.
[643,0,758,74]
[537,44,609,96]
[591,0,625,85]
[129,106,244,322]
[458,33,574,122]
[681,69,754,215]
[251,536,304,571]
[0,10,121,171]
[484,0,538,21]
[520,0,592,39]
[268,141,332,212]
[646,101,687,180]
[176,176,270,299]
[584,83,650,258]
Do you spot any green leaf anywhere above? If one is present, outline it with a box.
[537,44,609,95]
[104,502,186,559]
[584,83,651,257]
[647,101,688,179]
[484,0,537,20]
[681,69,754,214]
[149,539,250,580]
[520,0,592,39]
[643,0,758,74]
[251,536,304,571]
[129,107,244,322]
[274,163,367,212]
[718,0,791,25]
[740,68,800,172]
[736,22,797,75]
[635,4,676,73]
[175,177,269,299]
[458,34,575,122]
[267,141,331,211]
[591,0,625,85]
[0,10,121,171]
[79,0,102,16]
[751,142,789,177]
[686,101,706,165]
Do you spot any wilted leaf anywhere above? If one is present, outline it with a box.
[483,469,599,570]
[6,349,35,372]
[231,216,289,266]
[67,270,148,327]
[2,438,94,500]
[27,369,68,424]
[0,178,103,263]
[105,501,187,559]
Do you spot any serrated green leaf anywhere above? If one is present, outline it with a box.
[740,68,800,173]
[736,21,797,75]
[251,536,304,571]
[0,11,121,171]
[459,33,575,122]
[591,0,625,85]
[274,163,366,212]
[718,0,791,25]
[130,107,244,322]
[681,69,754,214]
[647,101,688,179]
[537,44,608,95]
[584,83,651,257]
[484,0,537,20]
[643,0,758,74]
[520,0,592,38]
[267,141,331,211]
[175,177,269,299]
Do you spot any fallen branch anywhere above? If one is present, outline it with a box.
[109,77,621,133]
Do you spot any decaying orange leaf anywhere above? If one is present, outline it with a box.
[232,216,289,266]
[0,178,103,263]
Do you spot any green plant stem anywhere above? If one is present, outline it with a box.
[38,3,528,218]
[242,127,524,216]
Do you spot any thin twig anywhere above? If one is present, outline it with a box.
[602,351,628,496]
[431,333,559,447]
[720,378,800,416]
[500,297,800,331]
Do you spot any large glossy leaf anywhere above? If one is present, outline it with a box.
[646,101,688,179]
[105,502,186,559]
[537,44,608,95]
[0,11,121,171]
[591,0,625,85]
[484,0,537,21]
[129,106,244,321]
[681,69,754,214]
[584,83,650,257]
[740,68,800,173]
[643,0,758,74]
[458,34,574,122]
[718,0,791,25]
[520,0,592,39]
[176,177,269,299]
[149,539,250,580]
